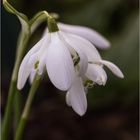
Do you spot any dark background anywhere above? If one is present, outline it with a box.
[2,0,139,140]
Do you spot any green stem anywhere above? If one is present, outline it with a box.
[13,30,31,130]
[2,80,17,140]
[14,90,21,131]
[2,32,30,140]
[14,75,41,140]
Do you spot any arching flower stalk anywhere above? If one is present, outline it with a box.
[17,21,124,116]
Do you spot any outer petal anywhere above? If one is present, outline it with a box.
[17,35,47,90]
[17,46,39,89]
[59,32,88,75]
[66,76,87,116]
[60,31,101,62]
[36,35,51,74]
[46,32,75,91]
[58,22,110,49]
[28,53,39,67]
[17,56,31,90]
[100,60,124,78]
[62,33,101,62]
[86,64,107,85]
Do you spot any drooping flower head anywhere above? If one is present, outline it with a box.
[17,18,124,116]
[60,31,124,116]
[17,18,88,91]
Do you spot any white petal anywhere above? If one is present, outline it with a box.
[67,76,87,116]
[27,34,47,55]
[60,31,101,63]
[100,60,124,78]
[17,56,31,90]
[59,32,88,75]
[28,53,39,67]
[86,64,107,85]
[17,48,38,89]
[46,32,75,91]
[29,34,50,74]
[17,35,47,90]
[58,22,110,49]
[38,34,50,74]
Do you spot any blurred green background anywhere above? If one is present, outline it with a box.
[2,0,139,140]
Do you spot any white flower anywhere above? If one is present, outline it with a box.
[65,60,124,116]
[44,22,111,49]
[62,32,124,116]
[17,31,88,91]
[17,21,124,116]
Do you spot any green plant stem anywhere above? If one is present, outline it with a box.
[14,90,21,130]
[14,75,41,140]
[2,10,49,139]
[2,31,30,140]
[13,30,31,130]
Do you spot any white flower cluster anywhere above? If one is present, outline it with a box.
[17,23,124,116]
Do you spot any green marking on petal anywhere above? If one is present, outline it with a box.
[34,61,39,69]
[74,56,80,66]
[72,53,80,66]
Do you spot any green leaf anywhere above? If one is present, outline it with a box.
[3,0,30,33]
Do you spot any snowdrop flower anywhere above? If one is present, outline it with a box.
[62,32,124,116]
[17,18,124,116]
[17,18,88,91]
[17,32,88,91]
[44,22,110,49]
[65,61,124,116]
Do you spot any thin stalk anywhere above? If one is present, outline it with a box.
[2,31,30,140]
[14,75,41,140]
[14,90,21,130]
[13,30,30,130]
